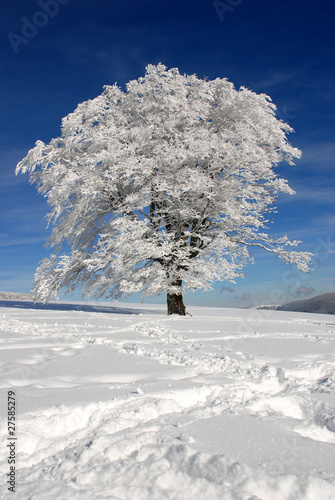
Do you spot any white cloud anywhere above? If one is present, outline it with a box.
[252,70,298,91]
[0,236,46,248]
[299,142,335,171]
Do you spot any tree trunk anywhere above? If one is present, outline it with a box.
[167,280,186,316]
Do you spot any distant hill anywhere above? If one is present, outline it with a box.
[277,292,335,315]
[0,291,32,301]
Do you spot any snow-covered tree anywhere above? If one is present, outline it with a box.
[16,64,311,315]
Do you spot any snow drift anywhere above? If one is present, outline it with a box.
[0,301,334,499]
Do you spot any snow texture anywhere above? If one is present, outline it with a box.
[0,301,334,499]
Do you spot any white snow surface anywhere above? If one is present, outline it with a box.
[0,301,334,499]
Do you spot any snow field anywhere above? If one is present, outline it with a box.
[0,302,334,499]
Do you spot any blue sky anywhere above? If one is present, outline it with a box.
[0,0,334,308]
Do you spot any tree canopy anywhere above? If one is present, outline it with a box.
[16,63,312,314]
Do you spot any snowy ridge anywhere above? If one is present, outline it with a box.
[0,291,32,302]
[0,303,335,498]
[278,292,335,315]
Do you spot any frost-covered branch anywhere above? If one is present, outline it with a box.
[16,63,311,313]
